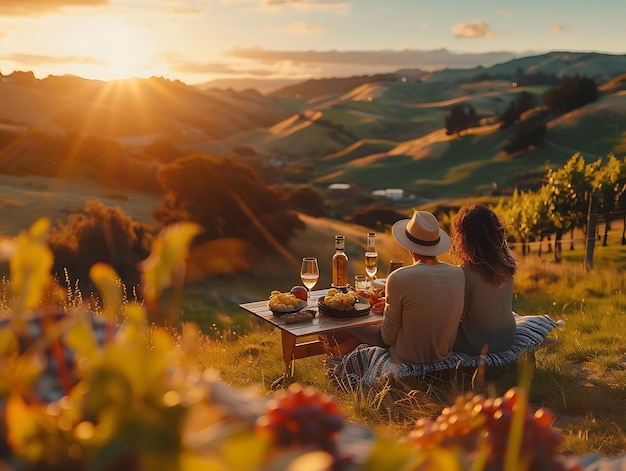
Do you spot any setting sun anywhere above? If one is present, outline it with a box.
[61,16,162,81]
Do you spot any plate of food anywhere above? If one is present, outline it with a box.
[317,288,371,318]
[267,290,307,316]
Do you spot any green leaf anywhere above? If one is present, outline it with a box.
[140,223,201,307]
[5,393,48,462]
[180,451,227,471]
[363,436,417,471]
[15,351,47,389]
[10,218,53,314]
[90,263,123,324]
[220,432,269,471]
[65,317,99,360]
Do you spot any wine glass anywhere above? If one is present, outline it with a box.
[365,250,378,287]
[387,259,404,277]
[300,257,319,302]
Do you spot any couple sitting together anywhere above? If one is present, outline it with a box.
[329,203,518,365]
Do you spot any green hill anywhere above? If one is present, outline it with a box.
[1,51,626,232]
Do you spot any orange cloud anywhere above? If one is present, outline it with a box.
[452,21,493,39]
[0,52,103,66]
[0,0,107,16]
[262,0,350,14]
[548,25,565,33]
[284,22,326,34]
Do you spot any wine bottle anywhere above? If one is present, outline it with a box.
[332,235,348,289]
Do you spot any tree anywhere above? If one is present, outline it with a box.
[503,115,547,154]
[589,154,626,245]
[499,91,535,129]
[48,199,154,290]
[152,154,303,250]
[496,190,549,256]
[543,75,599,115]
[542,154,594,260]
[445,104,479,135]
[350,205,406,231]
[282,185,326,217]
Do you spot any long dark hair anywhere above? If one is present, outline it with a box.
[451,203,517,285]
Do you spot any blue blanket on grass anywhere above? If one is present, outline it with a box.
[326,313,563,389]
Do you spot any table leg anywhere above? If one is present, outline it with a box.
[281,330,297,377]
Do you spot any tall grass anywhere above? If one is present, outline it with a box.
[197,245,626,458]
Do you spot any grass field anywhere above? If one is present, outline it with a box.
[1,171,625,461]
[189,222,626,459]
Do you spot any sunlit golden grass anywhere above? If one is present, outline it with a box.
[188,245,626,458]
[4,211,624,460]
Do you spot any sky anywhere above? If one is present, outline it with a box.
[1,0,625,86]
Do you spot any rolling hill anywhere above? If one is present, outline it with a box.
[1,50,625,233]
[0,72,297,144]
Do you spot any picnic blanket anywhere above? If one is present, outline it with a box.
[0,310,110,402]
[326,313,563,389]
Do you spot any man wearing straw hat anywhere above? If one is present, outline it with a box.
[333,210,465,365]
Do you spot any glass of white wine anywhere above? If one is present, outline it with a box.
[365,233,378,287]
[300,257,319,302]
[365,252,378,287]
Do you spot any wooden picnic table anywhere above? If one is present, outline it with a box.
[239,288,383,378]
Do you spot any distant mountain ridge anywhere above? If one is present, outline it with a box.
[417,51,626,84]
[199,51,626,101]
[266,51,626,100]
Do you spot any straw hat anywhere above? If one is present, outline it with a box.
[391,211,451,256]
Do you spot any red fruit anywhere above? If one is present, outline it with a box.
[290,286,308,301]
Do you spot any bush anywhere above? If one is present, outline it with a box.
[152,154,304,250]
[282,184,326,217]
[350,205,406,230]
[504,108,549,155]
[48,199,154,290]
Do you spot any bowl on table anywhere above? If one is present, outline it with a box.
[317,298,371,318]
[268,299,307,316]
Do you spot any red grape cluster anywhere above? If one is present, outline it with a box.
[409,387,583,471]
[256,383,346,453]
[409,392,487,453]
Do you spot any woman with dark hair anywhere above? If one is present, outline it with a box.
[451,203,518,354]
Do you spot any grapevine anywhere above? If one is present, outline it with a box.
[256,383,346,452]
[409,387,583,471]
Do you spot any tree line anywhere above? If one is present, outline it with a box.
[444,75,600,154]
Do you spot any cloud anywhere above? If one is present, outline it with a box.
[261,0,350,15]
[283,22,326,34]
[452,21,493,39]
[168,58,277,77]
[0,52,103,66]
[0,0,108,16]
[548,25,565,33]
[225,47,518,69]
